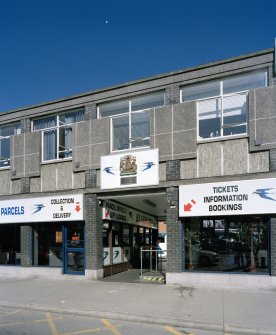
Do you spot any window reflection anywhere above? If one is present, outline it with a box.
[184,217,268,273]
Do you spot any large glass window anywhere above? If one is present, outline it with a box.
[0,224,21,265]
[183,216,269,273]
[33,223,63,267]
[32,109,84,161]
[98,91,165,151]
[0,123,20,168]
[181,70,267,140]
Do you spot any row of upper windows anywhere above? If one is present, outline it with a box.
[181,70,267,140]
[0,69,268,167]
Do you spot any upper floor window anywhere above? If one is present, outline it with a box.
[0,122,21,168]
[181,70,267,140]
[98,91,165,151]
[32,109,84,162]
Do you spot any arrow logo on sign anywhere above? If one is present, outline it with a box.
[184,199,196,211]
[75,202,81,212]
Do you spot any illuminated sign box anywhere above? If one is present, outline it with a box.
[179,178,276,217]
[0,194,83,224]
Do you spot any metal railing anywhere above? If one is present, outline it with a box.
[140,246,167,276]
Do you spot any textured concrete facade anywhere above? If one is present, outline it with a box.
[0,47,275,287]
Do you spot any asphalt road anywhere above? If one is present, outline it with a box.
[0,306,234,335]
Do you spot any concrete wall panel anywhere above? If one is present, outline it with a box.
[154,106,172,135]
[155,133,172,161]
[180,159,197,179]
[198,142,221,177]
[0,170,11,195]
[11,179,21,194]
[256,118,276,145]
[249,151,269,173]
[159,162,166,182]
[57,162,73,190]
[74,122,90,147]
[30,177,41,193]
[73,145,90,170]
[90,118,109,144]
[173,130,196,157]
[41,164,57,191]
[223,139,248,175]
[173,102,196,132]
[90,143,109,168]
[255,86,275,119]
[13,135,24,157]
[73,172,85,189]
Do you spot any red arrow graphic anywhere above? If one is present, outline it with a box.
[184,203,192,211]
[184,199,196,211]
[75,202,81,212]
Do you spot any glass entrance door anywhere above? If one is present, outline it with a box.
[63,222,85,275]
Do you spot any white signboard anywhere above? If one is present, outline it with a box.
[101,149,159,189]
[123,247,131,261]
[179,178,276,217]
[112,247,122,264]
[0,194,83,224]
[102,200,157,228]
[103,247,111,266]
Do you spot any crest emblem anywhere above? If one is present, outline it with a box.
[120,155,137,176]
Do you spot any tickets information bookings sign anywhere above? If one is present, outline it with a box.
[0,194,83,223]
[179,178,276,217]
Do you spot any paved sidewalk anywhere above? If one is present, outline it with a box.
[0,275,275,335]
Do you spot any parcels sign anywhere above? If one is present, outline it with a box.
[0,194,83,224]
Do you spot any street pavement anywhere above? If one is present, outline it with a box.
[0,271,275,335]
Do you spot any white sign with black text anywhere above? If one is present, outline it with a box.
[179,178,276,217]
[0,194,83,223]
[102,200,157,228]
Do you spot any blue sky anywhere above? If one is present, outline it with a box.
[0,0,275,113]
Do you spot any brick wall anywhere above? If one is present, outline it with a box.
[84,193,103,270]
[21,177,30,194]
[165,85,180,105]
[166,160,180,181]
[20,118,31,133]
[85,170,97,188]
[20,225,32,267]
[271,218,276,276]
[166,187,182,272]
[85,103,97,121]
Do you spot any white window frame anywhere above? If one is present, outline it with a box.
[99,92,164,152]
[0,123,21,169]
[180,70,268,141]
[32,110,84,163]
[109,106,151,152]
[196,88,249,141]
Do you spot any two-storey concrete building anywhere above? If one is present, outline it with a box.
[0,43,276,288]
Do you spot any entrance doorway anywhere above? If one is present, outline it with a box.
[63,222,85,275]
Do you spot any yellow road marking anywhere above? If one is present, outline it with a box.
[101,319,122,335]
[0,309,22,317]
[36,316,63,323]
[164,325,194,335]
[0,316,63,327]
[60,327,101,335]
[60,322,124,335]
[46,312,59,335]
